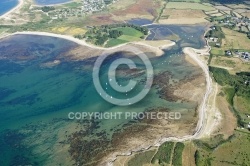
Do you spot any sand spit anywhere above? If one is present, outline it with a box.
[0,0,24,19]
[0,31,175,58]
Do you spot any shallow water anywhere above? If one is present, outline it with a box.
[0,25,207,165]
[34,0,72,5]
[126,18,153,26]
[0,0,18,16]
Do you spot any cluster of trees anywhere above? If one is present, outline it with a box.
[84,28,123,45]
[97,23,148,35]
[80,23,149,46]
[41,6,55,12]
[209,67,250,98]
[205,26,225,38]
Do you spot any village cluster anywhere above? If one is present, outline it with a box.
[47,0,118,20]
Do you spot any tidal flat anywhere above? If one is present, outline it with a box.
[0,24,207,165]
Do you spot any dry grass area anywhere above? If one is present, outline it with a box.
[214,5,231,11]
[241,11,250,17]
[165,2,215,11]
[211,87,237,139]
[182,142,196,166]
[233,11,243,18]
[159,9,208,24]
[110,0,163,21]
[205,9,219,14]
[82,13,116,26]
[210,13,224,17]
[211,131,250,166]
[225,4,250,9]
[108,0,136,11]
[51,26,87,36]
[222,27,250,50]
[210,56,250,74]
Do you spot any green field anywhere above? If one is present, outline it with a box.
[127,150,156,166]
[172,142,185,166]
[105,27,144,47]
[151,142,175,164]
[105,38,127,47]
[195,131,250,166]
[115,27,144,37]
[211,48,224,55]
[166,2,215,11]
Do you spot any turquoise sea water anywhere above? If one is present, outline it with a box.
[0,0,18,16]
[0,25,206,165]
[34,0,72,5]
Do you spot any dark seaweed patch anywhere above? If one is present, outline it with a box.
[0,87,16,101]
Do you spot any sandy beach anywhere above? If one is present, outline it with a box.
[0,0,24,19]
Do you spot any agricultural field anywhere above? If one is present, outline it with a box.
[225,4,250,9]
[205,10,219,15]
[182,142,196,166]
[51,26,87,36]
[165,2,215,11]
[222,27,250,50]
[151,142,175,165]
[214,5,231,11]
[211,131,250,166]
[234,96,250,123]
[105,38,127,47]
[126,141,185,166]
[105,27,145,47]
[127,150,156,166]
[159,8,208,24]
[109,0,163,21]
[210,55,250,74]
[108,0,137,10]
[191,131,250,166]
